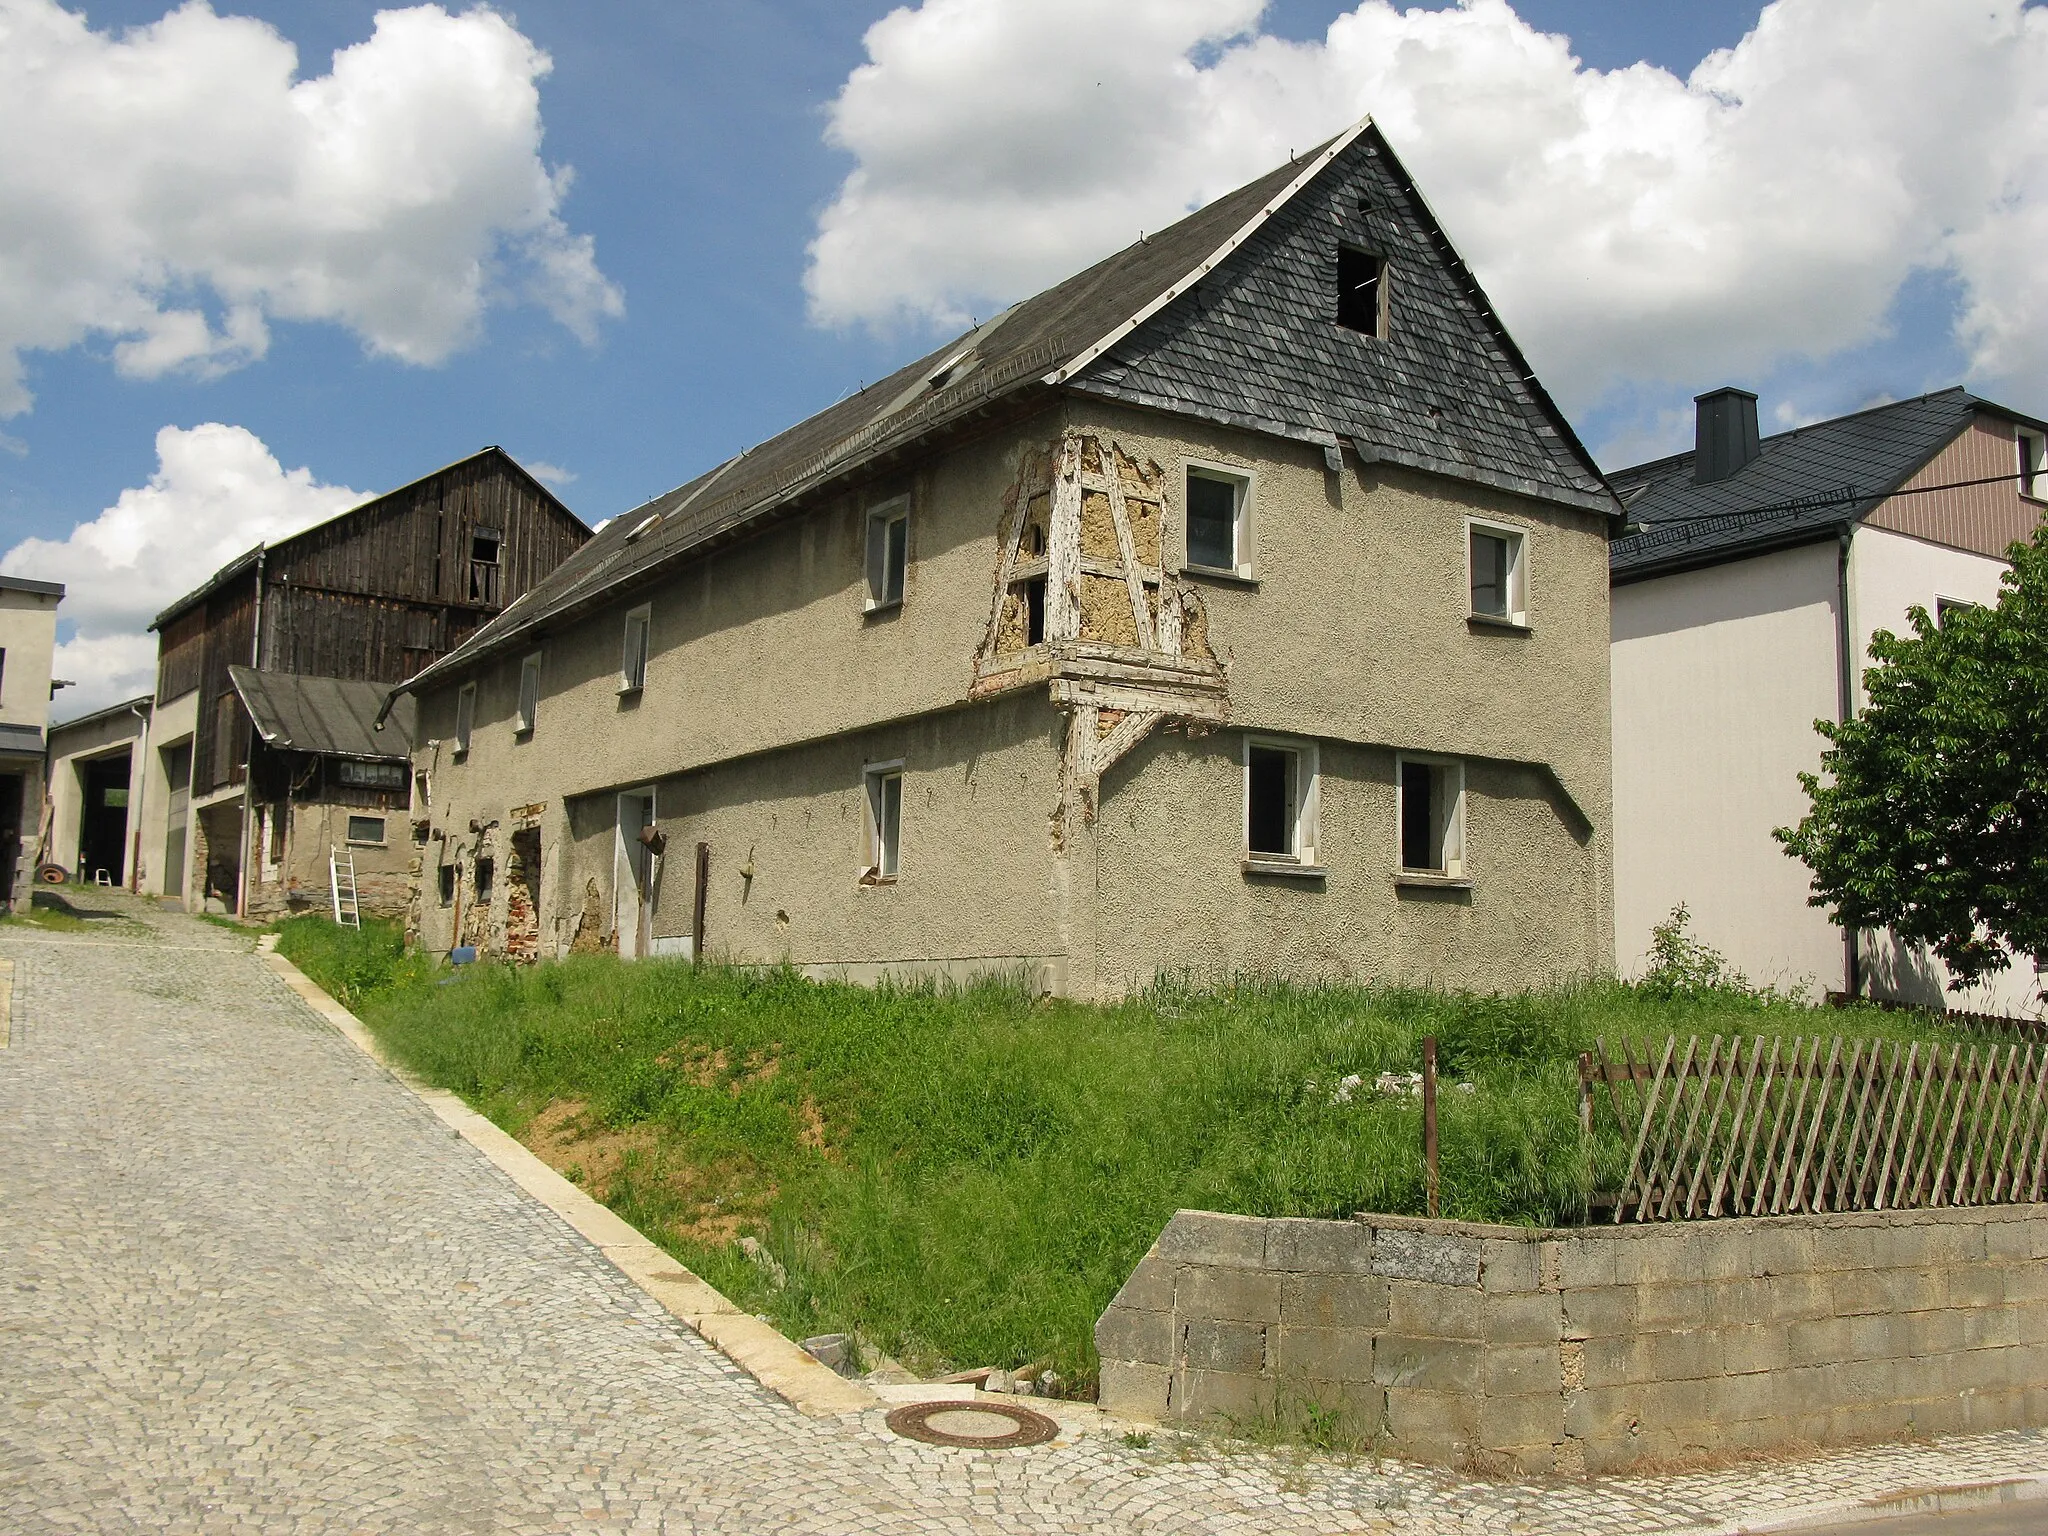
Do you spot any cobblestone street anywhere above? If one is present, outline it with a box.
[3,894,2044,1534]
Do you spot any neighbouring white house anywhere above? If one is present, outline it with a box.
[1610,386,2048,1018]
[0,573,65,910]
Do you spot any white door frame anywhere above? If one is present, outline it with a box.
[613,788,657,959]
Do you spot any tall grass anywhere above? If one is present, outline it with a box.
[274,916,2002,1390]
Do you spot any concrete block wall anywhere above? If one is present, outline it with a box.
[1096,1205,2048,1474]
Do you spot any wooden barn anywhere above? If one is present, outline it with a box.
[138,447,589,914]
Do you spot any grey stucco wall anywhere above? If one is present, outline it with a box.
[1098,1206,2048,1474]
[412,392,1614,994]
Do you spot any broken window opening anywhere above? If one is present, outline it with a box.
[454,682,476,757]
[1398,757,1464,876]
[468,526,503,605]
[1022,575,1047,645]
[1337,246,1388,336]
[439,863,456,906]
[1246,738,1316,864]
[515,653,542,735]
[474,856,495,904]
[865,499,909,610]
[864,764,903,880]
[1185,467,1247,574]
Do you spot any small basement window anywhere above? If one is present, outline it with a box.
[515,653,542,734]
[866,498,909,610]
[864,762,903,881]
[1185,465,1250,575]
[474,856,495,903]
[346,814,387,847]
[1468,520,1527,624]
[2019,428,2046,501]
[1337,246,1388,336]
[1245,737,1317,865]
[620,605,650,692]
[454,682,476,757]
[439,863,456,906]
[1398,756,1465,877]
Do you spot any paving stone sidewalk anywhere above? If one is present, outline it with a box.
[2,892,2043,1534]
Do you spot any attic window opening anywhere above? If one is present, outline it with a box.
[1337,246,1388,337]
[1015,574,1047,646]
[468,527,503,605]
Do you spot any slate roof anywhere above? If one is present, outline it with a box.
[1608,388,2033,580]
[0,573,64,598]
[405,119,1615,697]
[229,668,416,761]
[49,696,152,736]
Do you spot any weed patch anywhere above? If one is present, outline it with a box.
[288,920,2004,1400]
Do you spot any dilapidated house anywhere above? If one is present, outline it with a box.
[396,120,1623,997]
[141,447,588,914]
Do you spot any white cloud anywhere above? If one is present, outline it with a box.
[0,0,623,417]
[805,0,2048,415]
[4,422,364,713]
[524,459,577,488]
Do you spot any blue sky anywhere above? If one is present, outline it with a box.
[2,0,2042,710]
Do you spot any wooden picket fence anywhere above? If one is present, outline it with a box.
[1582,1036,2048,1222]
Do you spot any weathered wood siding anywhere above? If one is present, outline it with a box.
[1867,413,2047,559]
[194,574,258,791]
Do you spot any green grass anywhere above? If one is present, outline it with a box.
[272,915,2005,1393]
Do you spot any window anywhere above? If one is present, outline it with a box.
[468,526,503,604]
[1244,737,1319,868]
[454,682,476,757]
[620,605,650,692]
[1936,596,1981,628]
[2020,429,2046,501]
[1185,465,1251,575]
[865,498,909,610]
[515,653,541,735]
[474,856,495,903]
[1468,520,1527,624]
[864,762,903,880]
[345,814,387,847]
[1397,756,1465,878]
[1019,574,1047,645]
[439,863,456,906]
[0,647,6,704]
[1337,246,1388,336]
[338,760,407,789]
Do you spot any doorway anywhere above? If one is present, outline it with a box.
[78,751,132,885]
[0,772,22,911]
[161,741,191,906]
[613,789,657,960]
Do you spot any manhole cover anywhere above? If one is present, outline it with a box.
[885,1399,1060,1449]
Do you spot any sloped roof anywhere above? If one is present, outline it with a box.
[229,668,416,761]
[153,446,588,630]
[404,118,1615,697]
[1607,389,2041,580]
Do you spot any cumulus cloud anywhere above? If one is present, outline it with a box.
[0,0,623,417]
[805,0,2048,415]
[4,423,364,713]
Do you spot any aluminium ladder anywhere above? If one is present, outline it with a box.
[329,846,361,929]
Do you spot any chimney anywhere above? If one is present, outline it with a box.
[1694,387,1760,484]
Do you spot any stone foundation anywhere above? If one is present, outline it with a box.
[1095,1206,2048,1473]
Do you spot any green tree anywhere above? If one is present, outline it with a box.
[1777,525,2048,994]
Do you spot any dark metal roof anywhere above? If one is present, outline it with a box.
[228,667,416,761]
[402,119,1617,698]
[0,573,64,598]
[152,446,588,630]
[1607,388,2027,580]
[0,722,43,756]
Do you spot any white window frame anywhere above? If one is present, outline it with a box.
[1395,753,1466,881]
[620,604,651,693]
[1935,595,1981,628]
[1242,734,1320,873]
[865,495,910,611]
[1182,461,1256,580]
[1465,517,1529,627]
[515,652,542,736]
[863,759,904,881]
[345,814,388,848]
[2018,428,2047,503]
[453,681,476,758]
